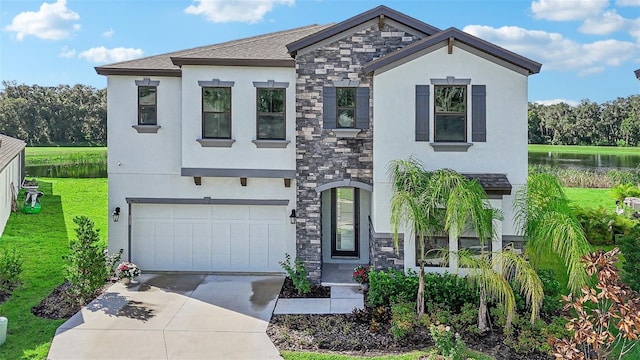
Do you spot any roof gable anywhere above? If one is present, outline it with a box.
[286,5,440,56]
[0,134,25,173]
[363,27,542,75]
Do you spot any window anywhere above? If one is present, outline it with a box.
[415,235,449,267]
[336,87,356,128]
[138,86,157,125]
[257,88,285,140]
[202,87,231,139]
[434,85,466,142]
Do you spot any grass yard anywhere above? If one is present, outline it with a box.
[25,147,107,166]
[529,144,640,155]
[564,187,613,209]
[0,178,107,360]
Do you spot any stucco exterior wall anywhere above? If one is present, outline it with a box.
[106,71,297,261]
[370,45,529,272]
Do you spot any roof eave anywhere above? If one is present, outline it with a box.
[286,5,440,54]
[363,28,542,75]
[635,69,640,80]
[170,57,295,68]
[95,67,182,77]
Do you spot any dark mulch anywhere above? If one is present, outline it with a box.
[0,290,11,305]
[278,277,331,298]
[31,280,114,320]
[267,306,552,360]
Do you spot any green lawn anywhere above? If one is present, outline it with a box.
[0,178,107,359]
[564,187,613,209]
[25,147,107,166]
[529,144,640,155]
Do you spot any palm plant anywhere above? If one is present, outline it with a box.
[514,173,591,293]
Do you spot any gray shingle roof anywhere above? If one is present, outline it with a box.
[95,24,332,76]
[636,69,640,80]
[462,173,512,195]
[0,134,25,173]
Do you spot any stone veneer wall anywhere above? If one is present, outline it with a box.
[369,217,405,270]
[295,23,420,282]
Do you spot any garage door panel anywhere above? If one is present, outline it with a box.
[174,205,211,219]
[132,204,287,272]
[211,206,250,220]
[173,223,193,269]
[250,206,284,221]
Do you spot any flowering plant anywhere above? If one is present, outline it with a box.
[116,261,141,279]
[353,265,370,284]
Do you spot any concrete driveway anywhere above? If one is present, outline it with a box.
[47,274,285,360]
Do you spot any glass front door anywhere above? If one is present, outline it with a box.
[331,187,359,257]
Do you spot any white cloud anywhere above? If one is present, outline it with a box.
[184,0,294,23]
[535,99,580,106]
[579,10,628,34]
[59,45,75,58]
[102,28,114,38]
[4,0,80,40]
[616,0,640,6]
[531,0,609,21]
[463,25,639,73]
[78,47,144,63]
[578,66,606,76]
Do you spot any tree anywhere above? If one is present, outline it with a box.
[514,173,591,294]
[388,157,540,330]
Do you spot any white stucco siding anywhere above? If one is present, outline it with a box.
[107,76,182,176]
[371,45,529,240]
[107,172,296,264]
[0,155,21,237]
[180,66,296,171]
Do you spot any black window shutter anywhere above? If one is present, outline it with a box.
[323,87,337,129]
[355,87,370,129]
[415,85,429,141]
[472,85,486,142]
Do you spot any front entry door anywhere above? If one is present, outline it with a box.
[331,187,359,257]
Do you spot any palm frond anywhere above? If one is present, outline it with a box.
[500,250,544,324]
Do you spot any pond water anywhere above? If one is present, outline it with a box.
[26,162,107,178]
[528,152,640,171]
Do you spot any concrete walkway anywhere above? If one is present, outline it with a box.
[273,285,364,315]
[47,274,285,360]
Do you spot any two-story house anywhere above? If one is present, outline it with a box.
[0,134,25,238]
[96,6,540,283]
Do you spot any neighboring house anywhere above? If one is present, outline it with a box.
[0,134,26,238]
[96,6,540,282]
[635,69,640,80]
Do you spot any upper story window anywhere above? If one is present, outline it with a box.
[257,88,285,140]
[202,87,231,139]
[336,87,356,128]
[138,86,157,125]
[434,85,466,142]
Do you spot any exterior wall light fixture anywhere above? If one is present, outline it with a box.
[112,207,121,222]
[289,209,296,224]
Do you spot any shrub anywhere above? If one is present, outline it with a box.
[492,307,556,356]
[65,216,108,304]
[427,323,467,360]
[514,268,562,317]
[573,205,632,245]
[279,253,311,295]
[104,248,123,279]
[610,183,640,202]
[390,301,415,339]
[553,248,640,360]
[368,268,478,312]
[619,225,640,291]
[0,248,24,292]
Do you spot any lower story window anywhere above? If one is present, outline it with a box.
[415,235,449,267]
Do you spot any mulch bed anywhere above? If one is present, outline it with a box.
[278,277,331,298]
[267,305,552,360]
[31,280,115,320]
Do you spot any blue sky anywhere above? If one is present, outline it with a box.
[1,0,639,104]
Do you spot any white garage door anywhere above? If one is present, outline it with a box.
[131,203,287,272]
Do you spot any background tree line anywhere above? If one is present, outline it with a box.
[0,81,106,146]
[529,95,640,146]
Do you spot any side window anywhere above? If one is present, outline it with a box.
[257,88,285,140]
[202,87,231,139]
[434,85,466,142]
[336,87,356,128]
[138,86,157,125]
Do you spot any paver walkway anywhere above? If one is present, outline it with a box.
[47,274,284,360]
[273,285,364,314]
